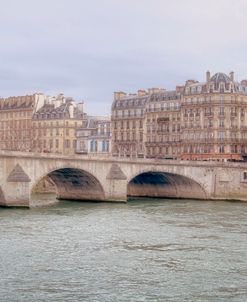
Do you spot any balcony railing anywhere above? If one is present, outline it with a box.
[181,138,247,144]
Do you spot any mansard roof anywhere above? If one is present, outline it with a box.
[149,90,181,102]
[112,95,149,110]
[34,99,84,119]
[36,103,66,114]
[210,72,232,84]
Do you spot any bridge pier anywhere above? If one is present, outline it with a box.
[1,183,31,207]
[104,179,128,202]
[0,163,32,207]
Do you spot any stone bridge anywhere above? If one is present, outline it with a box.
[0,151,247,207]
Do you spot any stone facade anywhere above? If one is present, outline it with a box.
[181,72,247,160]
[111,71,247,161]
[76,116,111,155]
[145,88,182,159]
[0,93,45,151]
[32,94,85,155]
[111,90,149,157]
[0,93,87,155]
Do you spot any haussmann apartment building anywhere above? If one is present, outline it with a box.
[32,94,85,155]
[0,93,86,155]
[111,71,247,161]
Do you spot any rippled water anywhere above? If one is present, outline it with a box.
[1,197,247,302]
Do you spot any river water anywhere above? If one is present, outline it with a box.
[0,196,247,302]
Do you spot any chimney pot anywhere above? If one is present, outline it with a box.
[206,71,211,82]
[229,71,234,81]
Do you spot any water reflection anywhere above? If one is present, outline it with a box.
[30,193,58,207]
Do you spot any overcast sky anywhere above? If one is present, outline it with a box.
[1,0,247,115]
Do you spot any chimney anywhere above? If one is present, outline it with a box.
[176,85,184,93]
[54,99,62,108]
[186,79,198,86]
[229,71,234,81]
[114,91,126,101]
[206,71,211,82]
[137,89,147,96]
[148,88,163,94]
[68,104,74,118]
[34,93,45,112]
[77,102,84,112]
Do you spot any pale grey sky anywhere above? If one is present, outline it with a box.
[1,0,247,114]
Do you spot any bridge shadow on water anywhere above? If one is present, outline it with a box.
[30,170,207,207]
[30,193,107,208]
[28,192,246,209]
[30,193,206,209]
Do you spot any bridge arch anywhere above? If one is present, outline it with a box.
[31,167,105,202]
[127,170,207,200]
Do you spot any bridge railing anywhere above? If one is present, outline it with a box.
[0,149,247,169]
